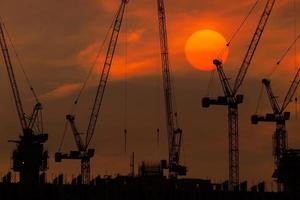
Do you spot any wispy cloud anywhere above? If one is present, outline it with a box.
[98,0,120,13]
[40,83,82,101]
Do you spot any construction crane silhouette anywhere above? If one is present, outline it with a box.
[157,0,187,178]
[251,68,300,186]
[55,0,129,184]
[202,0,276,189]
[0,21,48,184]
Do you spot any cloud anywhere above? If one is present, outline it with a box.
[77,27,160,80]
[1,0,300,182]
[98,0,120,13]
[40,83,82,101]
[121,28,146,43]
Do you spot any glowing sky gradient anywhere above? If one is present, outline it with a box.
[0,0,300,185]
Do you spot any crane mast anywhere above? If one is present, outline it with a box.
[202,0,276,189]
[55,0,129,184]
[252,68,300,183]
[157,0,186,178]
[0,20,48,184]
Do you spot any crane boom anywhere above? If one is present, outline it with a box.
[0,22,27,129]
[233,0,276,94]
[85,0,128,149]
[214,60,234,98]
[66,114,84,151]
[0,20,48,184]
[28,102,43,130]
[262,79,280,114]
[157,0,186,178]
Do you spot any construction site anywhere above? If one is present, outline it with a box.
[0,0,300,199]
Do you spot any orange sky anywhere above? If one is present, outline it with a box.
[0,0,300,186]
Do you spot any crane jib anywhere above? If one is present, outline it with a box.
[262,79,281,114]
[0,22,28,130]
[58,0,129,185]
[84,1,127,149]
[233,0,276,94]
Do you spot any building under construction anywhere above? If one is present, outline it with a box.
[0,0,300,199]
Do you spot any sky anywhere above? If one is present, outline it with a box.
[0,0,300,186]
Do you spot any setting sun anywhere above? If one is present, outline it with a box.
[185,29,229,71]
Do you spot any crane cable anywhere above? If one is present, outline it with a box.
[216,0,260,60]
[269,33,300,77]
[294,0,297,70]
[170,59,180,128]
[57,12,117,152]
[155,58,161,151]
[155,35,162,152]
[155,55,161,151]
[255,34,300,114]
[57,120,69,152]
[123,5,128,154]
[0,16,40,104]
[210,0,260,95]
[205,70,216,96]
[254,84,264,114]
[293,0,298,119]
[227,0,260,48]
[71,14,117,113]
[0,17,43,135]
[256,1,299,115]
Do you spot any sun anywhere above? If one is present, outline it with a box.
[185,29,229,71]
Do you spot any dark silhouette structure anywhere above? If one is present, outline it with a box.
[157,0,187,178]
[202,0,276,189]
[0,175,300,200]
[251,69,300,190]
[1,1,300,199]
[277,149,300,192]
[55,0,129,184]
[0,19,48,185]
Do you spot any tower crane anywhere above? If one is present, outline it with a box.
[55,0,129,184]
[202,0,276,189]
[157,0,186,178]
[0,21,48,184]
[251,68,300,181]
